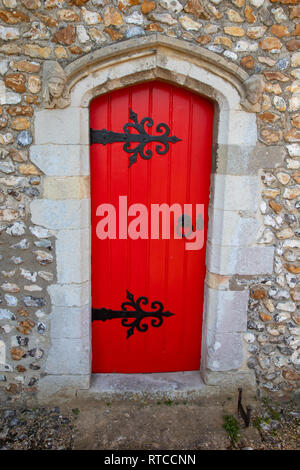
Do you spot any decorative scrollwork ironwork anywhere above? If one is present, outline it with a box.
[90,108,181,167]
[92,290,175,339]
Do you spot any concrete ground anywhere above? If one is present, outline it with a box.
[1,392,299,450]
[72,395,256,450]
[71,390,300,450]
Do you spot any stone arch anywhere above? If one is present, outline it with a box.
[30,35,273,399]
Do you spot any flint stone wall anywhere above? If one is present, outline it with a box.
[0,0,299,403]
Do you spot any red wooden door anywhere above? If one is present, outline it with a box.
[90,81,214,373]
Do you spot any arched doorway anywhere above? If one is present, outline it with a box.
[31,36,262,399]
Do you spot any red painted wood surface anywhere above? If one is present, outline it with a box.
[90,81,214,373]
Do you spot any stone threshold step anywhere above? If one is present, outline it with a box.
[76,371,226,401]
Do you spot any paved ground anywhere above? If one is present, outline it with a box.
[71,393,300,450]
[73,399,232,450]
[0,393,299,450]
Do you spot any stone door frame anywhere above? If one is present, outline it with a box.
[29,35,274,399]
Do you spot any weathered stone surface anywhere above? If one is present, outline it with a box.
[160,0,183,14]
[76,25,89,43]
[184,0,209,20]
[9,148,27,162]
[4,73,26,93]
[286,40,300,52]
[269,0,299,4]
[0,117,7,128]
[234,40,258,52]
[125,11,144,26]
[0,25,19,40]
[290,5,300,19]
[21,0,41,9]
[103,6,123,26]
[292,171,300,184]
[287,159,300,169]
[38,271,53,281]
[265,82,282,95]
[251,287,267,299]
[206,3,223,19]
[141,0,156,14]
[45,0,63,7]
[196,34,211,45]
[45,336,90,375]
[148,12,177,25]
[81,6,102,25]
[27,75,41,94]
[205,330,244,371]
[284,263,300,274]
[10,347,26,361]
[276,227,294,239]
[0,158,15,174]
[260,128,282,145]
[0,45,21,57]
[125,26,145,38]
[245,5,256,23]
[22,295,45,307]
[11,117,30,131]
[262,188,281,198]
[24,94,40,105]
[24,44,51,59]
[35,12,58,27]
[260,37,283,51]
[0,309,15,320]
[273,96,286,112]
[263,71,289,82]
[282,368,300,381]
[291,114,300,129]
[66,0,87,4]
[54,46,68,58]
[290,287,300,301]
[226,9,243,22]
[58,9,80,22]
[259,312,273,322]
[104,27,123,40]
[247,26,266,39]
[17,318,35,334]
[71,48,86,58]
[17,130,32,146]
[277,172,290,185]
[271,24,289,38]
[0,10,29,24]
[292,24,300,36]
[52,25,75,45]
[118,0,141,12]
[250,0,264,6]
[3,0,18,7]
[18,164,40,175]
[261,94,271,111]
[1,282,19,293]
[0,132,13,145]
[224,26,245,37]
[291,52,300,67]
[284,128,300,142]
[178,15,202,31]
[10,60,40,74]
[214,36,232,49]
[289,95,300,112]
[258,112,280,123]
